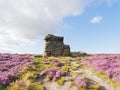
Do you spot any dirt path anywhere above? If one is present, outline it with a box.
[43,68,115,90]
[43,81,76,90]
[42,68,115,90]
[40,61,115,90]
[74,69,115,90]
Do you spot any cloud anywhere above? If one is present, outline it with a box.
[0,0,92,53]
[0,47,15,53]
[0,0,91,41]
[0,0,113,42]
[0,0,115,53]
[91,16,103,24]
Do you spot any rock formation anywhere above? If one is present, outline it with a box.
[71,51,87,57]
[44,34,71,57]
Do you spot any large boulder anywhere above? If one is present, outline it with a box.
[44,34,71,57]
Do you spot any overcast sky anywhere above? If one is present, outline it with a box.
[0,0,120,54]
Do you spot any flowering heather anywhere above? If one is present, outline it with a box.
[41,68,66,81]
[52,60,62,67]
[82,54,120,83]
[74,75,87,88]
[0,54,33,85]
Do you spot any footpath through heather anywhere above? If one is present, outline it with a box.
[43,68,115,90]
[74,69,115,90]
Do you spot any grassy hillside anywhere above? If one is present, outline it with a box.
[0,54,120,90]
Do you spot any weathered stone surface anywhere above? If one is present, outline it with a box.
[71,51,87,57]
[44,34,71,57]
[63,45,71,56]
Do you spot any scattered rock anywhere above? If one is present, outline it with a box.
[71,51,87,57]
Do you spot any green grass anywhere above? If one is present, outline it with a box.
[56,77,66,86]
[83,66,120,90]
[28,82,44,90]
[0,86,7,90]
[3,56,117,90]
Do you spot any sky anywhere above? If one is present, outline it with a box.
[0,0,120,54]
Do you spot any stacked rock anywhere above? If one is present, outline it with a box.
[44,34,71,57]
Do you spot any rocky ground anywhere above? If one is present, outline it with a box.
[0,55,119,90]
[34,57,112,90]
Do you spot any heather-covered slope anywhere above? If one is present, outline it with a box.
[0,54,33,86]
[0,54,120,90]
